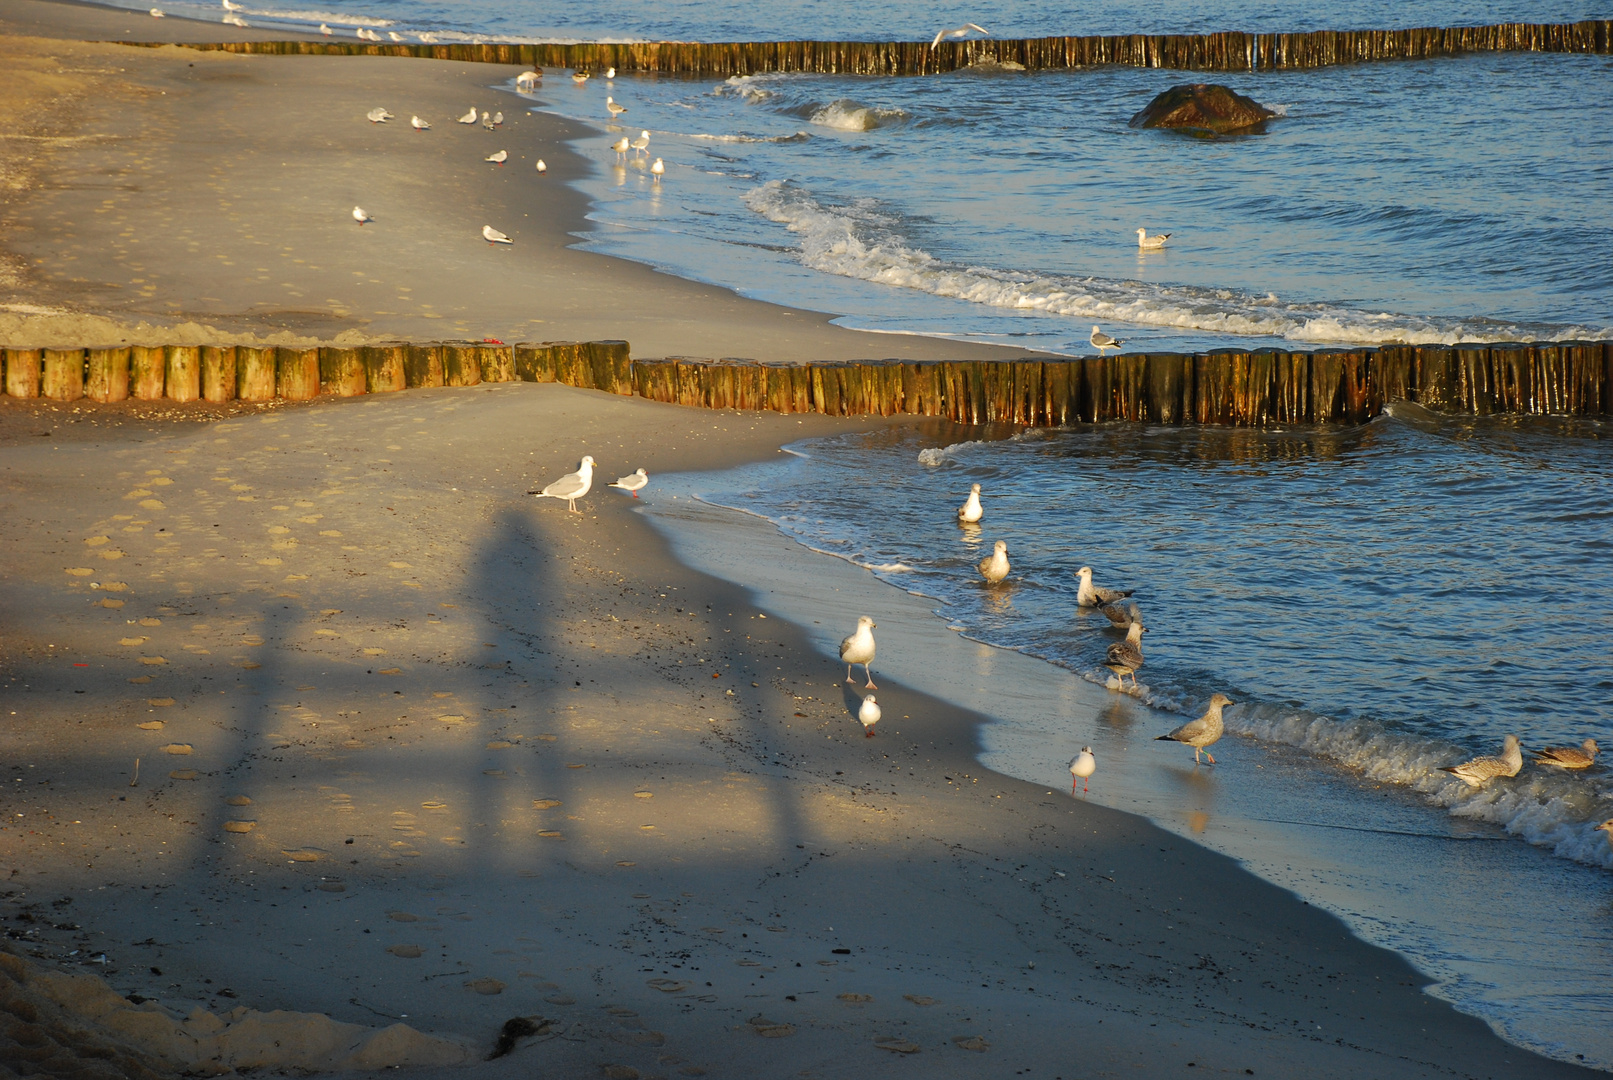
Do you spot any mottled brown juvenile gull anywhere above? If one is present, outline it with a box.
[1100,600,1141,629]
[529,455,595,513]
[1532,738,1598,770]
[1103,620,1145,688]
[840,616,877,689]
[1439,735,1523,788]
[978,540,1009,584]
[1075,565,1133,608]
[1157,693,1234,765]
[1596,819,1613,848]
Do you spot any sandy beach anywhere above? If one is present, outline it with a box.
[0,3,1602,1078]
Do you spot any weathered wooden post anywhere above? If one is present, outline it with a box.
[1144,354,1187,424]
[1453,346,1494,414]
[590,340,633,395]
[1194,353,1233,424]
[275,346,320,400]
[1412,346,1455,409]
[1231,351,1275,426]
[363,344,407,393]
[477,343,515,383]
[404,344,444,388]
[236,346,276,401]
[442,343,482,387]
[41,348,85,401]
[85,347,131,403]
[1309,351,1346,422]
[318,346,367,396]
[1273,351,1308,421]
[201,346,236,402]
[129,346,165,400]
[164,346,201,402]
[1375,346,1415,406]
[514,343,555,383]
[1338,351,1372,422]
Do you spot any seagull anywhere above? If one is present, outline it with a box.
[458,106,478,124]
[858,695,881,738]
[610,467,648,496]
[516,70,542,90]
[352,206,372,225]
[957,483,983,524]
[1598,819,1613,848]
[931,23,989,47]
[1070,747,1096,794]
[612,137,630,159]
[1103,620,1145,688]
[630,129,651,155]
[221,0,242,10]
[535,159,547,173]
[571,70,590,84]
[417,31,437,43]
[1533,738,1598,769]
[481,111,494,130]
[319,22,331,34]
[482,225,513,245]
[1137,227,1171,249]
[605,67,616,79]
[840,616,877,689]
[1075,566,1132,608]
[1090,326,1124,356]
[356,27,378,40]
[1157,694,1234,764]
[149,7,164,15]
[607,96,627,119]
[366,107,392,123]
[1439,735,1524,788]
[388,31,404,42]
[485,149,508,165]
[650,157,665,182]
[411,115,430,130]
[529,455,596,512]
[978,540,1009,584]
[1100,600,1142,629]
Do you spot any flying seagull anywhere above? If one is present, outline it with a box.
[931,23,989,48]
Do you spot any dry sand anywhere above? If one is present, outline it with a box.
[0,3,1601,1079]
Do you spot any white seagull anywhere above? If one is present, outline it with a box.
[840,616,877,689]
[610,467,648,496]
[485,149,508,165]
[482,225,513,245]
[458,106,478,124]
[607,96,627,119]
[1440,735,1524,788]
[352,205,372,225]
[411,115,430,131]
[149,7,164,16]
[1075,565,1133,608]
[1157,694,1234,765]
[858,695,882,738]
[388,31,404,42]
[366,107,393,123]
[516,70,542,89]
[650,157,665,182]
[1090,326,1124,356]
[529,455,596,513]
[605,67,616,79]
[611,136,630,159]
[978,540,1009,584]
[535,159,547,173]
[1597,819,1613,849]
[319,22,331,34]
[931,23,989,47]
[1070,747,1096,794]
[221,0,242,10]
[630,129,651,155]
[957,482,983,523]
[1137,227,1171,249]
[493,111,504,125]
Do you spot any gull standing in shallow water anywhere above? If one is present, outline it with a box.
[607,96,627,120]
[1439,735,1524,788]
[631,129,651,156]
[1090,326,1124,355]
[650,158,665,182]
[1137,227,1170,249]
[1597,819,1613,849]
[1157,693,1234,764]
[612,136,630,160]
[1533,738,1598,769]
[529,456,596,513]
[482,225,512,244]
[859,695,881,738]
[931,23,989,47]
[610,468,648,497]
[1101,600,1141,629]
[978,540,1009,584]
[1075,565,1132,608]
[840,616,877,689]
[1104,620,1145,688]
[1070,747,1095,794]
[957,482,983,523]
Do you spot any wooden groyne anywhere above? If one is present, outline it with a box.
[4,340,1609,426]
[116,20,1612,74]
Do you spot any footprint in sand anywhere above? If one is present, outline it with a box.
[904,995,938,1006]
[634,791,653,799]
[747,1016,794,1038]
[387,911,422,922]
[485,741,512,750]
[169,770,198,781]
[952,1035,990,1051]
[138,618,161,627]
[838,993,873,1004]
[136,721,165,731]
[875,1037,921,1054]
[147,698,174,707]
[421,800,448,811]
[282,848,329,862]
[464,978,505,995]
[223,820,256,833]
[120,637,149,646]
[160,744,193,755]
[385,944,423,958]
[100,599,125,609]
[140,657,169,666]
[225,795,252,806]
[647,978,688,993]
[532,799,562,810]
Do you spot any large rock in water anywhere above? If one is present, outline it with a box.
[1128,84,1276,136]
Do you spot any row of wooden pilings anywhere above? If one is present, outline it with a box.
[4,341,1610,425]
[0,341,631,404]
[121,19,1613,75]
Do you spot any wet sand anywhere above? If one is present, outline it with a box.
[0,3,1601,1078]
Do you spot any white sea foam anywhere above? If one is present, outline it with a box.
[917,440,989,466]
[719,75,780,102]
[808,100,909,132]
[688,131,811,144]
[743,179,1613,346]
